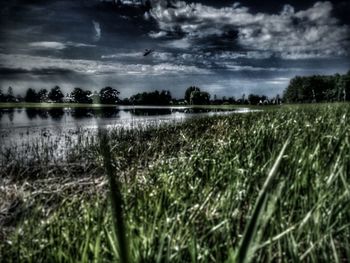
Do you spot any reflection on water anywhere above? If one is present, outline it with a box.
[131,108,172,116]
[0,106,244,129]
[49,108,65,120]
[0,106,257,160]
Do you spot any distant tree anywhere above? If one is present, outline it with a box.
[283,72,350,103]
[248,94,261,105]
[120,97,131,105]
[70,87,92,104]
[6,86,16,102]
[190,90,210,105]
[37,89,48,102]
[48,86,64,103]
[99,87,120,104]
[336,73,350,101]
[16,94,24,102]
[185,86,200,104]
[159,90,172,105]
[228,96,236,104]
[130,90,172,105]
[90,91,99,104]
[25,88,39,102]
[0,88,4,102]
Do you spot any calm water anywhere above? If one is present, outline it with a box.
[0,106,256,160]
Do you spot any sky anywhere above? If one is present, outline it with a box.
[0,0,349,98]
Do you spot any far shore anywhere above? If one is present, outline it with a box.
[0,102,268,109]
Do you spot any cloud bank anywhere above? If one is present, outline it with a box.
[150,1,350,59]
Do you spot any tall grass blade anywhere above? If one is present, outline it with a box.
[235,137,290,263]
[99,129,130,263]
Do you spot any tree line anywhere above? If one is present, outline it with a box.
[283,71,350,103]
[0,86,120,104]
[6,71,350,106]
[0,85,284,106]
[0,85,279,105]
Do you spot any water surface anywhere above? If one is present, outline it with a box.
[0,106,256,160]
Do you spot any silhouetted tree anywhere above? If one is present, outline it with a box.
[120,97,131,105]
[337,71,350,101]
[190,90,210,105]
[99,87,120,104]
[0,88,4,102]
[248,94,261,105]
[185,86,200,104]
[227,97,236,104]
[6,86,16,102]
[25,88,39,102]
[37,89,48,102]
[130,90,172,105]
[70,87,92,104]
[248,94,268,105]
[283,72,350,103]
[48,86,64,103]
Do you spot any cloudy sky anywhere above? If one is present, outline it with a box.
[0,0,349,98]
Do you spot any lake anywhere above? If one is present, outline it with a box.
[0,106,257,161]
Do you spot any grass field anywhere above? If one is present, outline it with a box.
[1,103,349,262]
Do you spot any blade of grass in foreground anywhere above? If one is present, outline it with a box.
[99,129,130,263]
[235,138,290,263]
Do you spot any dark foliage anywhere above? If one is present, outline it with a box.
[99,87,120,104]
[48,86,64,103]
[184,86,200,104]
[190,90,210,105]
[0,88,5,102]
[130,90,172,105]
[248,94,268,105]
[283,71,350,103]
[5,87,16,102]
[70,88,92,104]
[37,89,48,102]
[24,88,38,102]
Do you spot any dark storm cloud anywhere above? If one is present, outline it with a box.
[0,53,210,76]
[0,0,349,97]
[150,1,350,58]
[0,67,76,76]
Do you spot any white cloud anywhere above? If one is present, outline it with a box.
[148,31,167,38]
[0,53,210,76]
[92,20,101,41]
[213,51,273,60]
[28,41,96,50]
[150,1,350,59]
[217,62,298,72]
[162,38,191,49]
[29,41,66,50]
[101,52,143,59]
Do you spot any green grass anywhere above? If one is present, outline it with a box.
[1,103,350,262]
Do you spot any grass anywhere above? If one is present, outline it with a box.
[0,103,350,262]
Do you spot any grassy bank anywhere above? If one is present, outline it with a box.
[1,103,350,262]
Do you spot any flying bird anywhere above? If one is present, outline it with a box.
[143,49,154,56]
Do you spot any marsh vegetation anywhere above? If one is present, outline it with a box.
[0,103,350,262]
